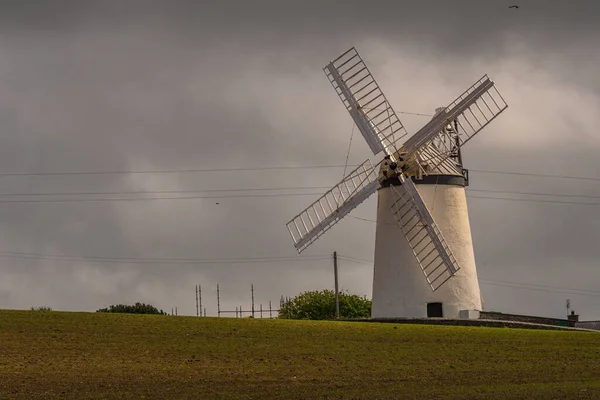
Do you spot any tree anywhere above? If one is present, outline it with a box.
[278,289,371,320]
[96,302,167,315]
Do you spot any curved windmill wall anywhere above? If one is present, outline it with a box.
[371,177,482,318]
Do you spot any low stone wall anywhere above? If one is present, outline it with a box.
[479,311,573,327]
[576,321,600,331]
[344,317,596,331]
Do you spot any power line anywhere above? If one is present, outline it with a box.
[0,164,598,183]
[337,255,373,264]
[0,186,332,197]
[1,191,600,205]
[479,278,600,295]
[397,111,434,117]
[1,186,600,202]
[478,280,600,298]
[3,246,599,297]
[0,192,327,203]
[0,250,330,264]
[469,169,600,182]
[347,193,600,225]
[467,188,600,200]
[467,195,600,206]
[336,255,600,297]
[0,164,351,178]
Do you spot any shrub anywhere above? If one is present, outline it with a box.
[96,302,166,315]
[279,289,371,320]
[30,306,53,312]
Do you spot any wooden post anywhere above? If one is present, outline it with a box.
[199,285,202,317]
[334,251,340,319]
[217,284,221,317]
[251,284,255,318]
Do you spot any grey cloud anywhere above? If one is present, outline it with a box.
[0,0,599,320]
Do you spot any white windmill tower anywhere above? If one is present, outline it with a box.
[286,47,508,319]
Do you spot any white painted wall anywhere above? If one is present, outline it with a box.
[371,181,482,318]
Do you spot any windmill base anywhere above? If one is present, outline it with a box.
[371,175,483,319]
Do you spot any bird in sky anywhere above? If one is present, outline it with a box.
[509,5,520,8]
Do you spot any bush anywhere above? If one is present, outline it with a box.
[30,306,53,312]
[96,302,166,315]
[279,289,371,320]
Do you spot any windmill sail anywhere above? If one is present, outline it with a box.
[401,75,507,173]
[324,47,409,157]
[412,142,463,177]
[389,177,461,291]
[286,158,381,253]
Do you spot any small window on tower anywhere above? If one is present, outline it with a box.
[427,302,443,318]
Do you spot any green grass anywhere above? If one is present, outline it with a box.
[1,310,600,399]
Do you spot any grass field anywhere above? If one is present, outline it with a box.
[1,310,600,399]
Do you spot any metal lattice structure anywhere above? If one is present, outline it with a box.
[286,159,381,252]
[286,46,508,292]
[324,47,409,157]
[389,179,460,291]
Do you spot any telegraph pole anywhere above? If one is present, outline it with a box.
[217,284,221,317]
[195,285,199,317]
[333,251,340,319]
[251,284,255,318]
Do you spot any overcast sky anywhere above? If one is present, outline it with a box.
[1,0,599,320]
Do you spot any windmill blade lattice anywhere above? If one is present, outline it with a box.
[286,158,382,253]
[412,142,463,177]
[389,177,461,291]
[401,75,507,174]
[324,47,409,157]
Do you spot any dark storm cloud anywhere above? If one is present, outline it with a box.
[0,0,599,319]
[3,1,599,46]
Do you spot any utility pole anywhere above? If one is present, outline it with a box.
[195,285,199,317]
[251,284,255,318]
[217,284,221,317]
[333,251,340,319]
[199,285,202,317]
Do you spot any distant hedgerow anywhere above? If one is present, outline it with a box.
[30,306,53,312]
[96,302,167,315]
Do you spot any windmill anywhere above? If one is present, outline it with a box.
[285,47,508,318]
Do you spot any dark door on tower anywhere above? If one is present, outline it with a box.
[427,302,443,318]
